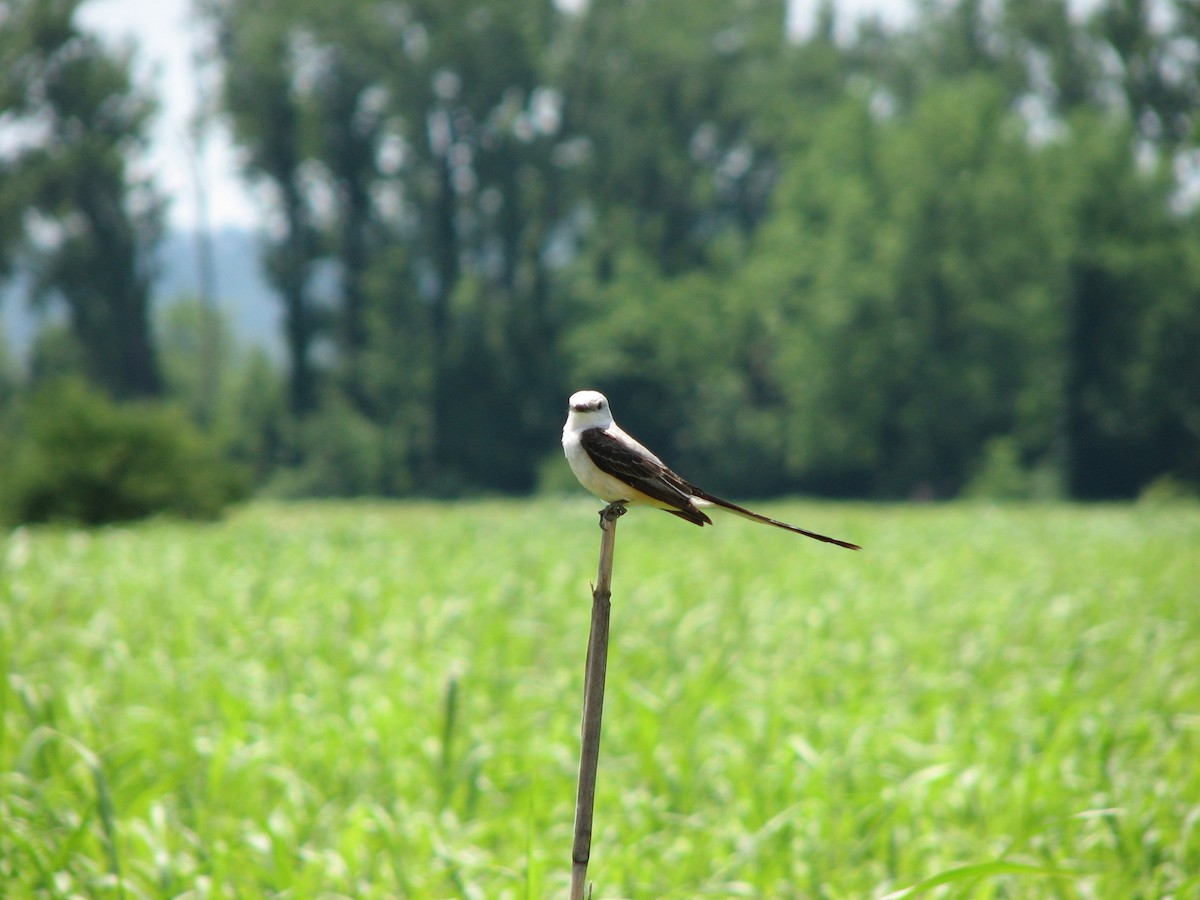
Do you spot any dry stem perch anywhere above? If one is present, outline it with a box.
[569,501,624,900]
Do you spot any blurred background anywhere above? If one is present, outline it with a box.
[1,0,1198,523]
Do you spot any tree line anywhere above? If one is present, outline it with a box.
[2,0,1198,518]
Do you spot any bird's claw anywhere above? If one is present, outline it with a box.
[598,501,627,525]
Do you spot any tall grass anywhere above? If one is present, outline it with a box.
[2,500,1198,897]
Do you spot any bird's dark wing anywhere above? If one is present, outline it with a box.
[579,428,857,547]
[579,428,712,526]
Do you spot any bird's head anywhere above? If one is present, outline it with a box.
[566,389,613,428]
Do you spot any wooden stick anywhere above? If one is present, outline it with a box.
[569,501,625,900]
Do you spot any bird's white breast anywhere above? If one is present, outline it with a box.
[562,427,633,502]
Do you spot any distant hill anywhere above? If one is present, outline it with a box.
[1,227,282,361]
[157,228,283,357]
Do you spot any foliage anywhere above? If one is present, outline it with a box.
[1047,113,1200,497]
[2,379,244,525]
[0,0,165,399]
[5,0,1200,500]
[189,0,1200,501]
[1,501,1197,895]
[557,0,789,274]
[963,436,1063,500]
[1138,473,1200,504]
[157,299,296,487]
[262,397,411,499]
[201,0,570,488]
[565,251,788,495]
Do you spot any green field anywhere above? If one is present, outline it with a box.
[2,500,1198,898]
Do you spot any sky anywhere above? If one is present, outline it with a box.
[80,0,914,233]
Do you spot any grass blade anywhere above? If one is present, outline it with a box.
[880,860,1078,899]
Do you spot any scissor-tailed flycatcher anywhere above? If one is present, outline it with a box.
[562,390,860,549]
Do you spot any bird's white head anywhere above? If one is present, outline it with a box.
[566,389,613,430]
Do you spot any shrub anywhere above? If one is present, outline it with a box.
[262,397,414,498]
[1138,474,1199,505]
[4,379,245,525]
[963,436,1062,501]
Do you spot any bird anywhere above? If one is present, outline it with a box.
[562,390,860,550]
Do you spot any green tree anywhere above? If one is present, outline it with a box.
[1049,114,1200,496]
[554,0,845,494]
[193,0,1200,500]
[205,0,324,416]
[1002,0,1102,113]
[362,0,566,490]
[564,249,788,495]
[745,78,1069,496]
[1093,0,1200,147]
[558,0,789,279]
[155,295,303,493]
[204,0,571,492]
[0,0,165,398]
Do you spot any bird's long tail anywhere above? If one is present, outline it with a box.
[692,490,861,550]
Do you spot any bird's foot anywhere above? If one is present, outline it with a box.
[598,501,627,525]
